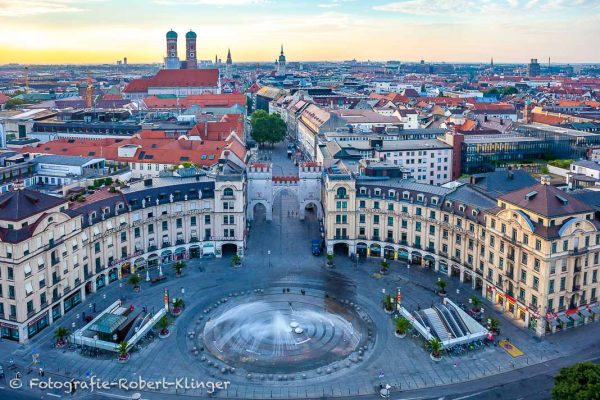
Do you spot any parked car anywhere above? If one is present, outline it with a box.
[311,240,322,256]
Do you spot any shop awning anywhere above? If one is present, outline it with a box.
[546,318,559,327]
[557,314,570,324]
[569,313,582,322]
[590,306,600,314]
[579,309,591,318]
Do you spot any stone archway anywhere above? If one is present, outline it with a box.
[300,199,323,221]
[248,200,272,221]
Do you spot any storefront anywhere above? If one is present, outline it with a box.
[96,275,105,290]
[398,249,409,261]
[202,243,216,257]
[383,246,394,260]
[356,243,368,258]
[505,294,516,314]
[370,243,381,258]
[439,260,448,275]
[485,285,494,301]
[52,304,62,322]
[0,321,19,341]
[189,245,201,259]
[147,254,159,268]
[64,290,82,314]
[175,247,186,261]
[161,250,173,264]
[108,268,118,283]
[27,311,49,339]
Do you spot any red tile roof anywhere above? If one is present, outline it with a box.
[143,93,245,109]
[124,69,219,93]
[20,131,245,167]
[187,114,245,141]
[0,93,10,104]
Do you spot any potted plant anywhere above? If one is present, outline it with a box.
[157,315,171,338]
[172,298,185,316]
[116,341,130,363]
[381,293,395,314]
[429,337,443,361]
[470,295,482,314]
[54,327,70,347]
[128,273,141,292]
[326,253,334,267]
[231,255,242,267]
[380,260,389,275]
[435,279,447,296]
[394,316,411,338]
[173,260,186,277]
[489,317,500,334]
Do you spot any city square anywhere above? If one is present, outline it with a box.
[0,143,597,400]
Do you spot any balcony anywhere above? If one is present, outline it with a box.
[162,242,171,248]
[95,265,105,274]
[334,235,349,240]
[52,276,60,286]
[189,237,199,243]
[507,271,514,279]
[572,284,581,292]
[385,237,395,243]
[574,265,582,273]
[52,295,61,303]
[176,239,185,245]
[451,255,461,263]
[413,243,422,250]
[334,195,349,199]
[570,247,588,256]
[427,246,435,253]
[357,235,367,240]
[399,240,408,246]
[63,286,71,295]
[371,236,381,241]
[9,314,17,321]
[148,245,157,252]
[51,257,60,266]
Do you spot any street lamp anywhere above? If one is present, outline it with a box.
[456,288,460,303]
[268,250,271,268]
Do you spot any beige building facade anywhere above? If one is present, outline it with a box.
[324,171,600,336]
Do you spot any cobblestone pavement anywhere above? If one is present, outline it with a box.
[1,143,599,400]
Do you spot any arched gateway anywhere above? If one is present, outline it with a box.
[247,162,323,222]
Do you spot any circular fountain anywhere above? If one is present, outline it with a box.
[201,293,369,373]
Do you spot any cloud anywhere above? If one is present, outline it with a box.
[0,0,106,17]
[374,0,593,16]
[153,0,266,5]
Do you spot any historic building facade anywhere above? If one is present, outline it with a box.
[323,170,600,336]
[0,173,245,343]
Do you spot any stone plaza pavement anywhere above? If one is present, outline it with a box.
[1,142,599,399]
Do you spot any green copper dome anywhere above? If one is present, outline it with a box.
[166,30,178,39]
[186,30,197,39]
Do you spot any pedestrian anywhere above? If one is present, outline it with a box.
[282,288,286,294]
[39,367,44,377]
[288,301,292,307]
[92,303,96,313]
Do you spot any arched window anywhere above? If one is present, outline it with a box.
[223,188,234,197]
[336,187,347,198]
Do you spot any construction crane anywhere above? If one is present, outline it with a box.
[24,66,29,94]
[86,73,93,109]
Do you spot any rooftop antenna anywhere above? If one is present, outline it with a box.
[24,66,29,94]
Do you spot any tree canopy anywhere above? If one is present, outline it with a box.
[552,362,600,400]
[250,110,286,146]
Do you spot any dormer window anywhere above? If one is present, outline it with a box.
[431,197,439,205]
[402,191,410,200]
[459,205,465,212]
[445,201,452,208]
[374,188,381,196]
[472,209,479,216]
[359,187,367,195]
[103,207,110,215]
[388,190,395,198]
[417,194,424,203]
[336,187,347,198]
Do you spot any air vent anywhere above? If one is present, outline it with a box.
[525,191,537,200]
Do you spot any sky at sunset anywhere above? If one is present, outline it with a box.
[0,0,599,65]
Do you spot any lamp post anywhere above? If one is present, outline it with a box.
[268,250,271,268]
[456,288,460,304]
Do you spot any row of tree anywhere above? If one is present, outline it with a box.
[250,110,287,146]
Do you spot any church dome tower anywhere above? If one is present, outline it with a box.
[276,45,286,76]
[164,29,180,70]
[185,30,197,69]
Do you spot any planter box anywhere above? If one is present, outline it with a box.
[394,331,406,338]
[430,353,442,362]
[158,329,171,339]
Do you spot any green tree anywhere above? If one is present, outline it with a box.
[5,98,25,109]
[502,86,519,96]
[552,362,600,400]
[394,317,411,335]
[250,111,286,146]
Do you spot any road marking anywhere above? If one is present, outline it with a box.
[46,394,62,398]
[452,390,492,400]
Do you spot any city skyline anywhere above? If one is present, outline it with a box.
[0,0,599,64]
